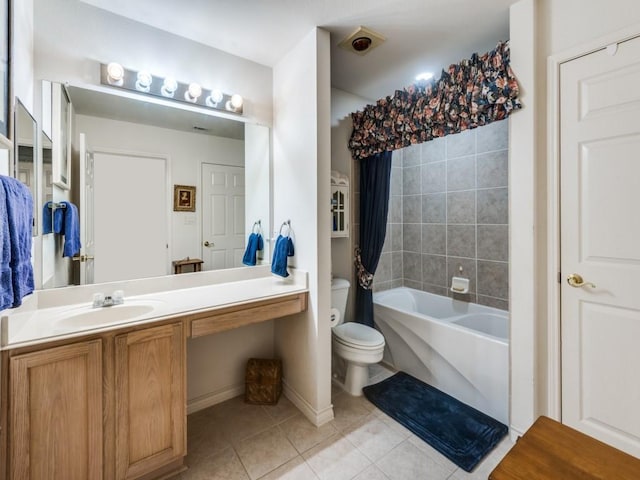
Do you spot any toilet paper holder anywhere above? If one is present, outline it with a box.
[450,276,470,294]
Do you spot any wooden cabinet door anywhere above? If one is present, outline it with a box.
[9,339,103,480]
[114,323,185,480]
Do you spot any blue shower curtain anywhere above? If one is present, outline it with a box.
[355,150,393,327]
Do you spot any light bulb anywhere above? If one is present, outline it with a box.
[206,89,224,107]
[161,77,178,97]
[415,72,434,82]
[106,62,124,86]
[231,94,243,109]
[184,82,202,102]
[135,71,153,92]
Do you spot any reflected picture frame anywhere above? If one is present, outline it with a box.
[0,0,9,139]
[51,83,71,189]
[173,184,196,212]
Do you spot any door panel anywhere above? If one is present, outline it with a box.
[202,164,245,270]
[93,152,168,283]
[79,133,95,284]
[560,34,640,457]
[10,340,103,480]
[115,323,185,480]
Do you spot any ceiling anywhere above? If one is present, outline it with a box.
[80,0,518,102]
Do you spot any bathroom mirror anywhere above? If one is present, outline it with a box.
[41,81,271,288]
[14,99,39,236]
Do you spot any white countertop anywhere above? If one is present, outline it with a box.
[1,267,308,349]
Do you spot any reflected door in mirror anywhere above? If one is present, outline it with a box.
[14,99,38,236]
[202,163,245,269]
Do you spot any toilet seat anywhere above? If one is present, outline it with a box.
[332,322,385,350]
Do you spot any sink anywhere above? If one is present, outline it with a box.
[53,300,166,330]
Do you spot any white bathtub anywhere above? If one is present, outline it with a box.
[373,287,509,425]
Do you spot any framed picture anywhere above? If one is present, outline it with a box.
[51,83,71,189]
[0,0,9,139]
[173,185,196,212]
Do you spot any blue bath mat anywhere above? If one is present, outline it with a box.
[362,371,507,472]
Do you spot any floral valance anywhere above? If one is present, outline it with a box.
[348,41,522,160]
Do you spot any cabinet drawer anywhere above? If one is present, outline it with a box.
[190,292,308,338]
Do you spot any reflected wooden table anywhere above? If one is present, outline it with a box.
[172,258,204,274]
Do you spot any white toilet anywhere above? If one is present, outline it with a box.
[331,277,385,396]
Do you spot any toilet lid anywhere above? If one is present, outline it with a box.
[332,322,385,348]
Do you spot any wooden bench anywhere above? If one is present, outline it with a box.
[489,416,640,479]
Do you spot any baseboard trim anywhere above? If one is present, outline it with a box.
[283,379,334,427]
[509,425,524,442]
[187,383,245,414]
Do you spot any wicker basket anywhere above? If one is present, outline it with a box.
[245,358,282,405]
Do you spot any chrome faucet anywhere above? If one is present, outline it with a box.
[92,290,124,308]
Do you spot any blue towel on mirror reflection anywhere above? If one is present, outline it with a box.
[0,175,34,310]
[59,201,81,258]
[0,180,13,310]
[271,235,294,278]
[242,233,264,266]
[42,202,53,234]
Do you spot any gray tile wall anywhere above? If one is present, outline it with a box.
[371,120,509,310]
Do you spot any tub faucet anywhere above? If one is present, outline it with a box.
[92,290,124,308]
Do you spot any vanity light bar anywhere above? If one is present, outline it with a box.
[99,63,243,115]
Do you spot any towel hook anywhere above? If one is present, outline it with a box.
[252,220,262,234]
[279,219,291,236]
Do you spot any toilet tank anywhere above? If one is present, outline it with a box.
[331,277,350,322]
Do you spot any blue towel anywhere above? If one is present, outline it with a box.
[242,232,264,266]
[42,201,54,234]
[53,205,64,234]
[0,180,13,311]
[271,234,294,278]
[0,175,34,309]
[59,201,81,257]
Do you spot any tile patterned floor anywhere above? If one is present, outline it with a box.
[172,365,513,480]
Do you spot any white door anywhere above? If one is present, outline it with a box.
[93,151,169,283]
[201,163,245,270]
[560,35,640,457]
[78,133,95,284]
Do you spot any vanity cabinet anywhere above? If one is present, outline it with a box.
[8,339,104,480]
[114,323,185,480]
[3,322,186,480]
[1,290,308,480]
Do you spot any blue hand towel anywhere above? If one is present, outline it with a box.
[0,175,34,309]
[271,235,294,278]
[53,204,64,234]
[59,201,81,258]
[0,180,13,311]
[242,232,264,266]
[42,201,54,234]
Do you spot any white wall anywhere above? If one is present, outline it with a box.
[330,88,372,322]
[542,0,640,54]
[12,0,34,110]
[33,0,272,126]
[245,123,272,263]
[508,0,538,438]
[273,28,333,425]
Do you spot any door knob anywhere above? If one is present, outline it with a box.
[203,241,214,247]
[567,273,596,289]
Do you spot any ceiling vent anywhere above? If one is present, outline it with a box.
[338,26,386,56]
